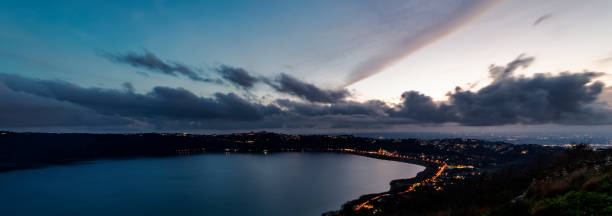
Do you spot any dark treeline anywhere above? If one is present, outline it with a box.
[0,131,555,172]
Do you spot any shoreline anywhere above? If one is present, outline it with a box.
[324,150,444,214]
[1,150,440,215]
[333,150,439,190]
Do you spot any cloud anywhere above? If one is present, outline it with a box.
[0,81,129,128]
[266,73,351,103]
[343,0,503,87]
[103,49,348,100]
[488,54,535,80]
[122,82,135,93]
[389,91,456,123]
[533,14,552,26]
[0,55,610,131]
[387,55,609,125]
[0,73,278,122]
[213,66,350,103]
[212,64,350,103]
[600,87,612,108]
[216,65,259,89]
[447,56,605,125]
[448,72,605,125]
[101,50,218,83]
[276,54,610,125]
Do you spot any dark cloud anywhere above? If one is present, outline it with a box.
[104,50,348,100]
[533,14,552,26]
[122,82,135,93]
[102,50,218,83]
[446,55,605,125]
[0,55,610,131]
[0,73,278,122]
[385,55,607,125]
[216,65,259,89]
[601,87,612,105]
[447,71,605,125]
[213,65,352,104]
[266,73,350,103]
[384,55,609,125]
[0,81,129,128]
[488,54,535,80]
[389,91,456,123]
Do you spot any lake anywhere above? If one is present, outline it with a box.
[0,152,424,216]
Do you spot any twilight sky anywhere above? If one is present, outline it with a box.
[1,0,612,133]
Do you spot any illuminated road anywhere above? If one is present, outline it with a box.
[331,148,447,211]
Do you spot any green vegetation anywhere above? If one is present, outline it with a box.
[488,144,612,216]
[532,191,612,215]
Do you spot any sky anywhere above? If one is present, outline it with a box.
[1,0,612,133]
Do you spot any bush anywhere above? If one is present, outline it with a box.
[532,191,612,216]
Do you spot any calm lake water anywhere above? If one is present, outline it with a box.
[0,152,424,216]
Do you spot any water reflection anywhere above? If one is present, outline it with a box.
[0,152,424,216]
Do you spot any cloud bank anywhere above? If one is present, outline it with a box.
[0,74,278,122]
[1,55,610,131]
[103,50,347,104]
[0,81,128,128]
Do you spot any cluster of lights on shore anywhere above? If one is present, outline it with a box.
[330,148,448,211]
